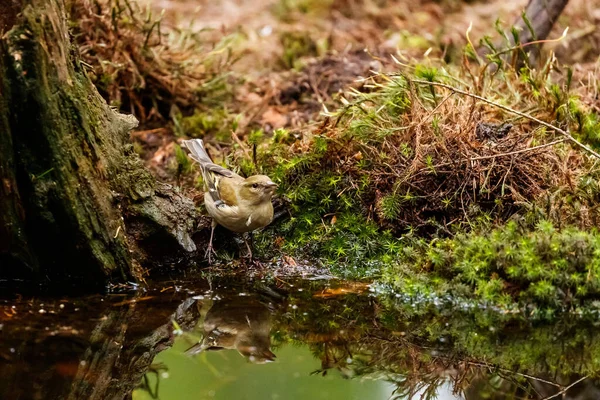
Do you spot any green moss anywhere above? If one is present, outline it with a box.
[280,31,319,69]
[378,193,402,221]
[181,108,232,141]
[381,221,600,310]
[174,144,194,175]
[271,0,334,22]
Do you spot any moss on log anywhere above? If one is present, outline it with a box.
[0,0,201,286]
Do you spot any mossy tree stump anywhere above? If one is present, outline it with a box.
[0,0,201,287]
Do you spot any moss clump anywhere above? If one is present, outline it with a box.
[382,220,600,310]
[178,109,232,142]
[271,0,334,22]
[173,144,194,175]
[279,31,320,70]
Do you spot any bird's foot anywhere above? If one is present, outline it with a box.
[241,233,254,260]
[204,244,217,264]
[241,249,253,260]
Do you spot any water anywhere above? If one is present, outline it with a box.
[1,277,599,399]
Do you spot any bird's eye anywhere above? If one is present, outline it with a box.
[252,183,258,189]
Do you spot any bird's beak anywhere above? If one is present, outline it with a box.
[266,181,278,189]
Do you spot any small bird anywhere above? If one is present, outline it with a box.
[183,139,278,262]
[185,297,276,364]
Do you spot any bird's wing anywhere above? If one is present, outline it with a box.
[214,177,239,207]
[183,139,241,205]
[203,167,236,205]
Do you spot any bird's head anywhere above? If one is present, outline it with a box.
[237,341,277,364]
[239,175,278,204]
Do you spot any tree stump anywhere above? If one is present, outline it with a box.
[0,0,203,287]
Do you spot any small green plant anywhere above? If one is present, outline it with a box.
[280,31,318,69]
[174,144,194,174]
[182,109,231,141]
[271,0,334,22]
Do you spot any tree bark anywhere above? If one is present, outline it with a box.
[481,0,569,68]
[513,0,569,66]
[0,0,203,286]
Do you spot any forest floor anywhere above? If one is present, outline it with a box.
[75,0,600,314]
[131,0,599,188]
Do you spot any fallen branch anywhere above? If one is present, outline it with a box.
[541,375,589,400]
[465,360,561,388]
[412,79,600,160]
[469,138,567,161]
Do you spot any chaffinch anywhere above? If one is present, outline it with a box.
[185,297,276,363]
[183,139,278,262]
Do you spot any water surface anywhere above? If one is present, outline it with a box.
[1,276,598,399]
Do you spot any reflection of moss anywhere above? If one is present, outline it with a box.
[130,279,600,399]
[267,280,600,398]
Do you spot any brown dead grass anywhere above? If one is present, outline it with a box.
[71,0,231,121]
[267,61,599,231]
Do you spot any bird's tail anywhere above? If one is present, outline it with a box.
[182,139,213,165]
[182,139,234,202]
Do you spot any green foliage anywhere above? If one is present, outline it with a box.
[182,108,231,141]
[271,0,334,22]
[383,221,600,310]
[580,112,600,147]
[280,31,319,69]
[414,65,439,82]
[174,144,194,175]
[248,128,389,269]
[379,193,402,221]
[248,129,264,145]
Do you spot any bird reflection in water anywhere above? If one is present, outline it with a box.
[185,296,276,364]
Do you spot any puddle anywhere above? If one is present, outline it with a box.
[1,277,599,399]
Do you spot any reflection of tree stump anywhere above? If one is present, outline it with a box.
[0,295,201,400]
[0,0,202,285]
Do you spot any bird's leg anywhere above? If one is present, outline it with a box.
[205,221,217,263]
[242,232,253,260]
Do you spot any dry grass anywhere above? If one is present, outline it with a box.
[71,0,234,121]
[265,58,600,234]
